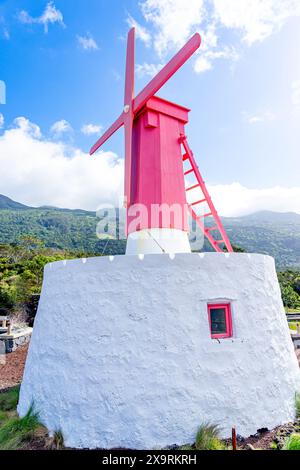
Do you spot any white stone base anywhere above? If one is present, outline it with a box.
[18,253,300,449]
[126,228,191,255]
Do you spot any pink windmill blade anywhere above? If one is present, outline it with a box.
[133,33,201,114]
[89,28,201,207]
[123,27,135,208]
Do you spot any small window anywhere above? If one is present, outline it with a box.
[207,303,232,339]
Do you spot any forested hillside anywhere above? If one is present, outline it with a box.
[0,195,300,267]
[0,194,300,312]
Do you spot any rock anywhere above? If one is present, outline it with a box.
[246,443,256,450]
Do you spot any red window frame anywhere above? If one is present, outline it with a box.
[207,303,232,339]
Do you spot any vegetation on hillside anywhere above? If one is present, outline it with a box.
[277,271,300,310]
[0,236,94,316]
[0,195,300,267]
[0,195,300,313]
[0,207,126,255]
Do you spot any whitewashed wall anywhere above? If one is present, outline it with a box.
[18,253,300,449]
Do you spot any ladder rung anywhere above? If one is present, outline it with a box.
[184,168,194,176]
[196,212,212,219]
[189,198,206,206]
[207,226,218,231]
[215,240,225,244]
[186,183,200,192]
[182,153,189,161]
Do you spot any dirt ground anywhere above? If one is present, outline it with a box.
[0,343,29,390]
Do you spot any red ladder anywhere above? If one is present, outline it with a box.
[179,134,233,253]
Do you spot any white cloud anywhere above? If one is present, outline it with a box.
[194,48,239,73]
[50,120,73,135]
[141,0,205,56]
[81,124,103,135]
[0,118,299,216]
[135,62,163,78]
[213,0,300,45]
[0,16,10,40]
[0,113,4,128]
[292,80,300,108]
[242,110,276,124]
[0,117,123,210]
[3,28,9,40]
[112,70,121,82]
[208,182,300,217]
[0,80,6,105]
[126,14,151,46]
[194,56,212,73]
[136,0,300,73]
[77,34,99,51]
[18,1,64,33]
[14,117,41,138]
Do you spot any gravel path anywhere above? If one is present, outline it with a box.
[0,344,29,390]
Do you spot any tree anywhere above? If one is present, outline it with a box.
[281,285,300,309]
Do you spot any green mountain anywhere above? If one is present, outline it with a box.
[222,211,300,268]
[0,195,299,268]
[0,194,31,210]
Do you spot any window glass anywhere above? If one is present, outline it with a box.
[210,307,227,334]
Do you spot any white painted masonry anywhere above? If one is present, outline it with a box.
[18,253,300,449]
[126,228,191,254]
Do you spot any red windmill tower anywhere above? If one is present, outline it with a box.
[90,28,232,254]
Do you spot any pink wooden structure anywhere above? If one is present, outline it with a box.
[90,28,233,252]
[128,96,189,232]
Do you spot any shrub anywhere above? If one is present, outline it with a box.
[0,284,16,310]
[195,423,224,450]
[0,405,40,450]
[283,434,300,450]
[0,386,20,411]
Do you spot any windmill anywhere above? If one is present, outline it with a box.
[90,28,232,254]
[18,27,300,450]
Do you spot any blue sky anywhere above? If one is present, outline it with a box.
[0,0,299,215]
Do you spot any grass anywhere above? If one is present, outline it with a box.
[283,434,300,450]
[0,404,40,450]
[179,444,194,450]
[52,430,64,450]
[0,387,66,450]
[195,423,224,450]
[0,410,8,425]
[0,386,20,411]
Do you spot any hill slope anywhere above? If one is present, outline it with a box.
[0,194,31,210]
[0,196,299,267]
